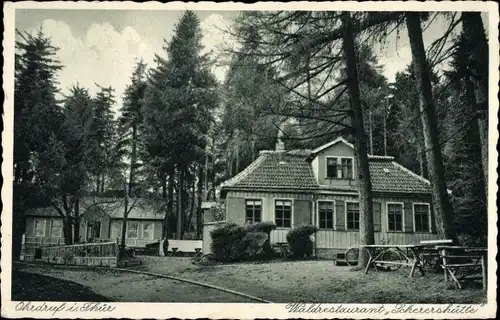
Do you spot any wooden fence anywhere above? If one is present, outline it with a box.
[39,241,119,267]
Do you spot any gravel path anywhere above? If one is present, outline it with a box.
[13,264,255,303]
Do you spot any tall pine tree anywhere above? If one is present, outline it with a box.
[143,11,218,239]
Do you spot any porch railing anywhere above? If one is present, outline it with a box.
[39,240,119,267]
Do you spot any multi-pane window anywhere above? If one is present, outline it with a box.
[387,203,403,231]
[35,219,46,237]
[50,220,63,237]
[275,200,292,228]
[326,158,338,178]
[143,223,154,240]
[318,201,334,229]
[414,204,430,232]
[127,221,139,239]
[346,202,360,231]
[245,200,262,224]
[326,157,353,179]
[341,158,353,179]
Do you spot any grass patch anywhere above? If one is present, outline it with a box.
[12,270,111,302]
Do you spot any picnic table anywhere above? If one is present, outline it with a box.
[419,239,453,270]
[436,246,487,290]
[362,244,426,277]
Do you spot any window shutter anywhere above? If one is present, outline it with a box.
[429,204,437,233]
[403,201,413,232]
[373,202,382,232]
[293,200,311,226]
[335,200,345,231]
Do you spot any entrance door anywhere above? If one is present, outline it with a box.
[86,221,101,242]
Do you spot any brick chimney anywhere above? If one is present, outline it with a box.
[275,123,285,152]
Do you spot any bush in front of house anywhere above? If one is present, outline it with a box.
[242,231,269,260]
[210,222,276,262]
[245,221,277,258]
[210,223,247,262]
[286,225,318,259]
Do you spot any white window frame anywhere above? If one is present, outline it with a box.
[244,198,264,224]
[34,218,46,237]
[126,221,139,239]
[345,201,360,231]
[50,219,63,238]
[325,156,354,179]
[413,203,431,233]
[142,222,155,240]
[273,198,294,229]
[317,200,335,230]
[386,202,405,232]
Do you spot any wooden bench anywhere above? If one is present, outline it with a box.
[165,240,203,257]
[437,246,487,290]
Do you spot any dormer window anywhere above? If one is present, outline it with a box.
[326,157,353,179]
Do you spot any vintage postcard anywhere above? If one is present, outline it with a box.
[2,1,498,319]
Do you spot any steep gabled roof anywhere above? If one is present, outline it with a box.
[220,138,435,195]
[310,137,354,155]
[220,150,319,191]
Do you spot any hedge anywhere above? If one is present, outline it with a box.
[286,225,318,259]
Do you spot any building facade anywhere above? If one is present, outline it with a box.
[218,137,440,258]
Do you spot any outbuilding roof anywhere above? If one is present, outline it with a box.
[25,197,164,220]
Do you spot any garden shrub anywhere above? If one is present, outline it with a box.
[210,222,276,262]
[210,223,247,262]
[245,221,277,257]
[242,231,268,260]
[286,225,318,259]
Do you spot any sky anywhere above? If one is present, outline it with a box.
[15,9,488,115]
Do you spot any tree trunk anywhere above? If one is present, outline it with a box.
[369,110,373,154]
[196,164,204,239]
[406,13,457,242]
[186,167,197,235]
[101,172,105,193]
[461,12,488,193]
[176,168,184,240]
[63,217,73,245]
[342,12,374,268]
[120,191,129,258]
[128,124,138,197]
[96,176,100,193]
[167,169,175,239]
[73,198,80,243]
[417,144,425,178]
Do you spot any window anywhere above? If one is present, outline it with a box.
[326,158,338,178]
[50,220,62,237]
[34,219,46,237]
[346,202,360,231]
[275,200,292,228]
[245,200,262,224]
[143,223,154,240]
[86,221,101,240]
[127,221,139,239]
[341,158,353,179]
[387,203,403,231]
[326,157,353,179]
[414,203,430,232]
[318,201,334,229]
